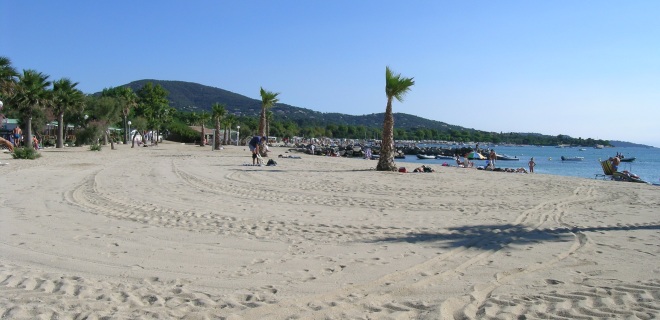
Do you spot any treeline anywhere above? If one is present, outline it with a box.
[178,111,611,147]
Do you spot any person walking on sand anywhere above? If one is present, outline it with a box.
[248,135,266,165]
[528,157,536,173]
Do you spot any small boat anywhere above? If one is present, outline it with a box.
[496,154,519,161]
[619,156,636,162]
[561,156,584,161]
[416,154,435,160]
[394,154,406,159]
[435,155,455,160]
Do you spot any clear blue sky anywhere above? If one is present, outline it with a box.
[3,1,659,147]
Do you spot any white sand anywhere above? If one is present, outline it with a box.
[0,142,658,319]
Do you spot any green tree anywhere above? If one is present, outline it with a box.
[136,82,170,146]
[87,95,123,149]
[11,70,52,150]
[211,103,226,150]
[52,78,84,148]
[102,86,138,144]
[377,66,414,171]
[258,87,279,136]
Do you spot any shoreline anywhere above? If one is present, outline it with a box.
[1,142,658,318]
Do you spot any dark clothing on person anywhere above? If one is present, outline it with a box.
[249,136,263,148]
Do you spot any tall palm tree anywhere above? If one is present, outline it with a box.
[12,69,52,150]
[198,111,211,146]
[258,87,279,137]
[52,78,84,148]
[211,103,227,150]
[377,66,414,171]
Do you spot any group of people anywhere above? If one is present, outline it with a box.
[453,149,536,173]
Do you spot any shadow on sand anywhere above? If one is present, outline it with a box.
[365,223,660,251]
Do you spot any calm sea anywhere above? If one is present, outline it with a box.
[397,145,660,184]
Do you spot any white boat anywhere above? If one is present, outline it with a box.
[435,155,455,160]
[561,156,584,161]
[496,154,519,161]
[416,154,435,160]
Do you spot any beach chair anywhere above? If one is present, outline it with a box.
[594,159,615,180]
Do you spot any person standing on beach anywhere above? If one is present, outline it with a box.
[12,126,22,147]
[489,149,496,169]
[248,135,266,165]
[528,157,536,173]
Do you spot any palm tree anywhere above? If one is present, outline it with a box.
[198,111,211,146]
[377,66,414,171]
[223,114,236,144]
[0,56,18,97]
[12,69,52,150]
[117,87,137,144]
[211,103,227,150]
[52,78,84,148]
[258,87,279,136]
[0,57,18,150]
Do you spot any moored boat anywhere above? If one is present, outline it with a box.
[416,154,435,160]
[496,154,519,161]
[561,156,584,161]
[619,156,636,162]
[435,155,455,160]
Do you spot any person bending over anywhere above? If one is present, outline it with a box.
[248,135,267,165]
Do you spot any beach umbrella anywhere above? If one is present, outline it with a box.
[468,151,485,160]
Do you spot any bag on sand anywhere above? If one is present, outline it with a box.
[267,159,277,166]
[398,167,407,173]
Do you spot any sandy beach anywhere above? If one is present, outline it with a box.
[0,142,658,319]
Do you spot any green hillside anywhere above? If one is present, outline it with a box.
[120,79,469,132]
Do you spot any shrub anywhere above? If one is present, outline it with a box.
[76,126,103,146]
[89,144,102,151]
[43,138,56,148]
[166,121,198,143]
[12,147,42,160]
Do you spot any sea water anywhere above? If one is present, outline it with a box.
[397,145,660,184]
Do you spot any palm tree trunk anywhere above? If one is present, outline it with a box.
[259,108,266,136]
[122,114,128,144]
[214,120,221,150]
[24,117,34,150]
[57,112,65,148]
[102,130,108,145]
[376,98,396,171]
[200,125,205,147]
